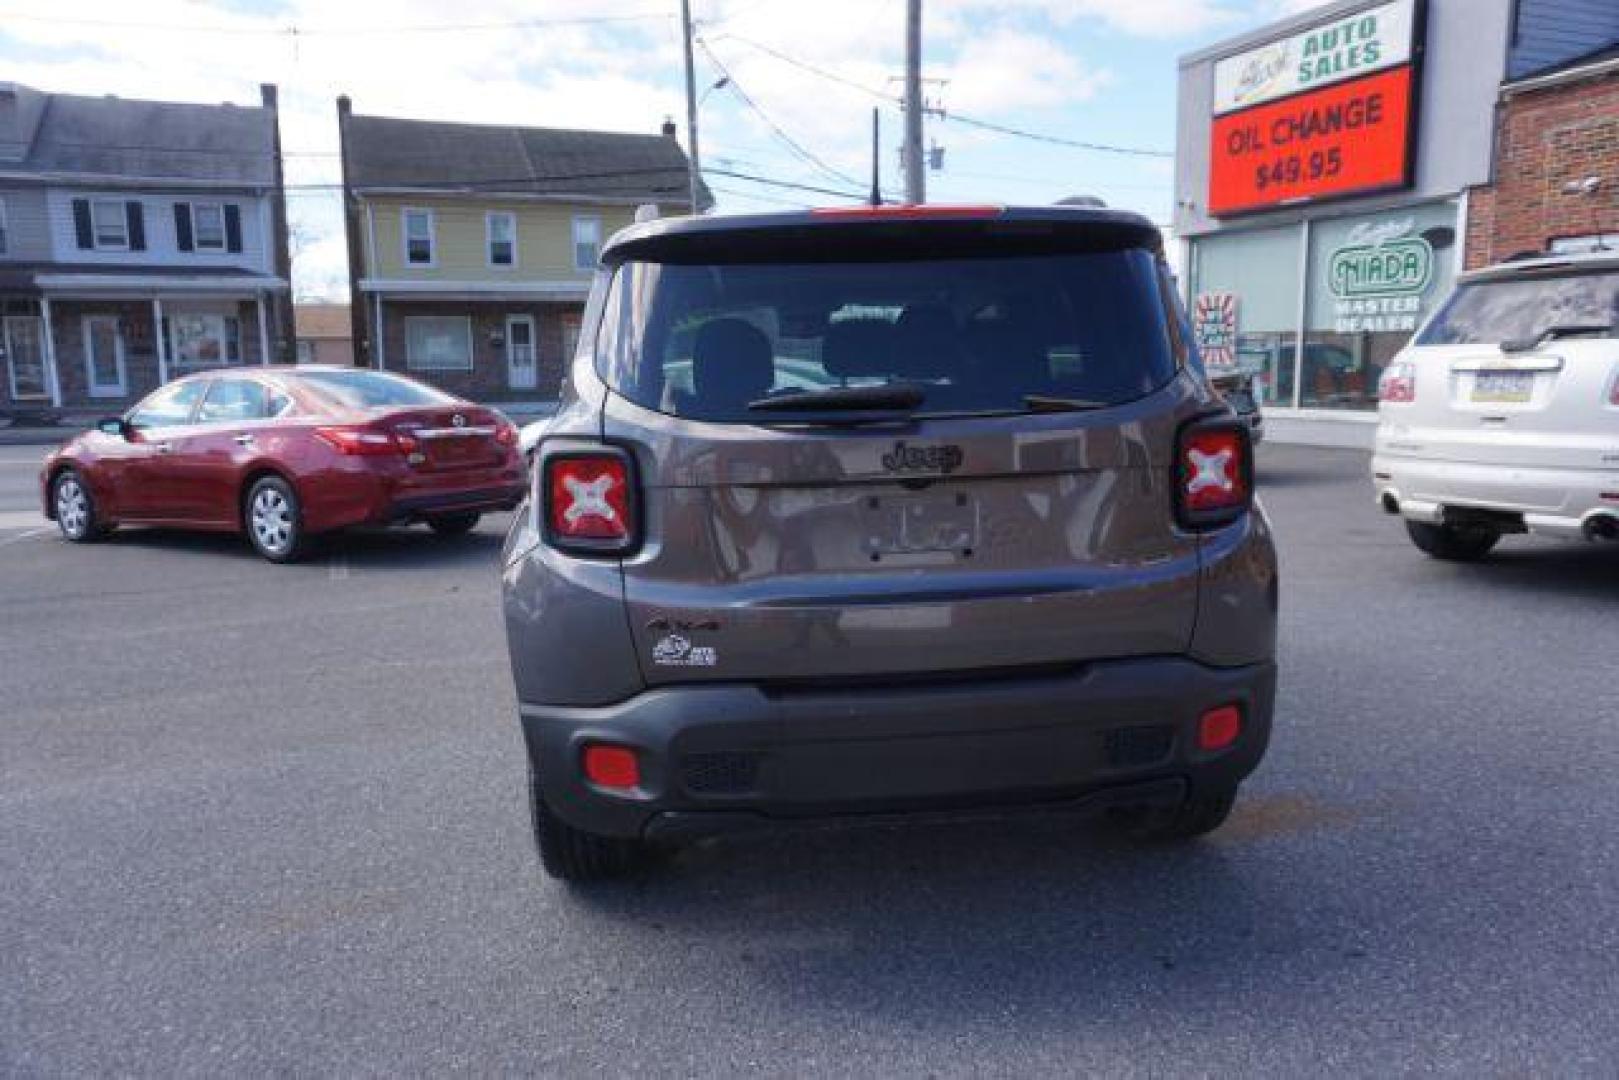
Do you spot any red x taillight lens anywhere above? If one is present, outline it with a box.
[543,450,637,554]
[1176,419,1252,530]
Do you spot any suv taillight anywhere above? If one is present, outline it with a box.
[1379,362,1417,403]
[1175,418,1252,530]
[1609,367,1619,406]
[543,449,638,554]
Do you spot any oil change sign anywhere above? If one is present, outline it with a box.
[1208,0,1421,216]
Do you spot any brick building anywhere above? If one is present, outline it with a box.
[1465,46,1619,268]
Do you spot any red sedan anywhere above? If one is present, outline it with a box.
[41,367,526,562]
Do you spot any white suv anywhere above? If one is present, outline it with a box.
[1373,251,1619,560]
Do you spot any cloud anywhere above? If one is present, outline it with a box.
[0,0,1190,294]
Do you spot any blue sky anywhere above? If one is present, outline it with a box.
[0,0,1326,296]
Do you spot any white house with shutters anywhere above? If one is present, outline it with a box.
[0,82,292,417]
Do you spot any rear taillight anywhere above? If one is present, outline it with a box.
[1609,369,1619,406]
[543,449,638,554]
[494,422,517,447]
[1379,362,1417,403]
[1175,418,1252,530]
[314,426,408,456]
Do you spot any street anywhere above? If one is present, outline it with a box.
[3,443,1618,1075]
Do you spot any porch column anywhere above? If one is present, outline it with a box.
[153,297,169,384]
[39,296,62,409]
[373,293,386,369]
[255,293,271,366]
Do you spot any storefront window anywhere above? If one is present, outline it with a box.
[1300,202,1458,410]
[1189,226,1301,406]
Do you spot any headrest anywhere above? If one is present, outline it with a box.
[691,318,774,408]
[893,305,962,379]
[821,319,897,379]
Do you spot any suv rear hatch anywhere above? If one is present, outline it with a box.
[1388,264,1619,473]
[596,213,1208,685]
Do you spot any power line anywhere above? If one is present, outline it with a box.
[694,37,868,194]
[717,32,1173,160]
[0,7,671,36]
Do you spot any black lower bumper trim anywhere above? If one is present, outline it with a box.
[642,777,1188,843]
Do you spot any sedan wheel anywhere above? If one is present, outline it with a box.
[246,477,306,563]
[53,471,108,543]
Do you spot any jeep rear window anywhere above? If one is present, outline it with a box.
[1417,270,1619,346]
[594,249,1178,421]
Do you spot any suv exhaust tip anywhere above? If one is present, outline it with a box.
[1380,493,1401,515]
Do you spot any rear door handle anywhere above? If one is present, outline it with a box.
[155,442,174,454]
[234,434,256,446]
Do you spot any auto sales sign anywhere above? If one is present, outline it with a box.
[1208,0,1422,216]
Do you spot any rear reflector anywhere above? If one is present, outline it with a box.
[1175,418,1252,530]
[543,450,637,554]
[582,745,640,789]
[1198,706,1242,752]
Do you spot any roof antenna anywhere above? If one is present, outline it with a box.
[869,107,882,207]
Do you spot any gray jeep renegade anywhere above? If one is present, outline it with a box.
[502,205,1277,881]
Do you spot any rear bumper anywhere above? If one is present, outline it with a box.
[1372,451,1619,540]
[521,656,1276,841]
[385,484,525,523]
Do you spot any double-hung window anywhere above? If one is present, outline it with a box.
[403,208,435,266]
[572,216,601,271]
[487,211,516,267]
[192,203,226,251]
[92,199,129,249]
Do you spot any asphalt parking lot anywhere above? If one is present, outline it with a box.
[3,442,1618,1075]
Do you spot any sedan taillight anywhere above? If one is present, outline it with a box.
[1379,362,1417,403]
[543,449,638,555]
[1175,418,1252,530]
[314,426,409,456]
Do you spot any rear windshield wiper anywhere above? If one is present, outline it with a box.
[747,384,925,413]
[1500,322,1613,352]
[1022,394,1109,413]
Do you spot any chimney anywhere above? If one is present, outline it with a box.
[337,94,352,120]
[661,117,677,138]
[260,83,278,109]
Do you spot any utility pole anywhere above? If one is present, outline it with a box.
[902,0,925,204]
[870,108,882,206]
[680,0,702,213]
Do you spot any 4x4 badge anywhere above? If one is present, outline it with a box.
[882,440,964,475]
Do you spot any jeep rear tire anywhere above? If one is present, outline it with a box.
[1405,520,1500,562]
[528,763,646,882]
[1111,785,1238,843]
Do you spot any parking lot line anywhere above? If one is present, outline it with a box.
[0,525,52,549]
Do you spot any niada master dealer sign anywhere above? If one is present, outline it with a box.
[1208,0,1423,216]
[1326,219,1435,333]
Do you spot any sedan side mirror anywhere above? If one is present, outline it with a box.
[96,416,132,440]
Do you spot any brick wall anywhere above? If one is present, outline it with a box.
[378,299,583,403]
[42,298,272,412]
[1465,67,1619,269]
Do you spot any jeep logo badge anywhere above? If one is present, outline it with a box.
[882,440,964,475]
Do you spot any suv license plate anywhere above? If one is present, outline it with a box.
[862,493,979,556]
[1472,372,1533,403]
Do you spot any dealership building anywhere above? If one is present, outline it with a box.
[1175,0,1619,446]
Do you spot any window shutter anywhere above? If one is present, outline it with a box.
[174,204,194,252]
[73,199,93,249]
[126,201,146,251]
[224,204,242,253]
